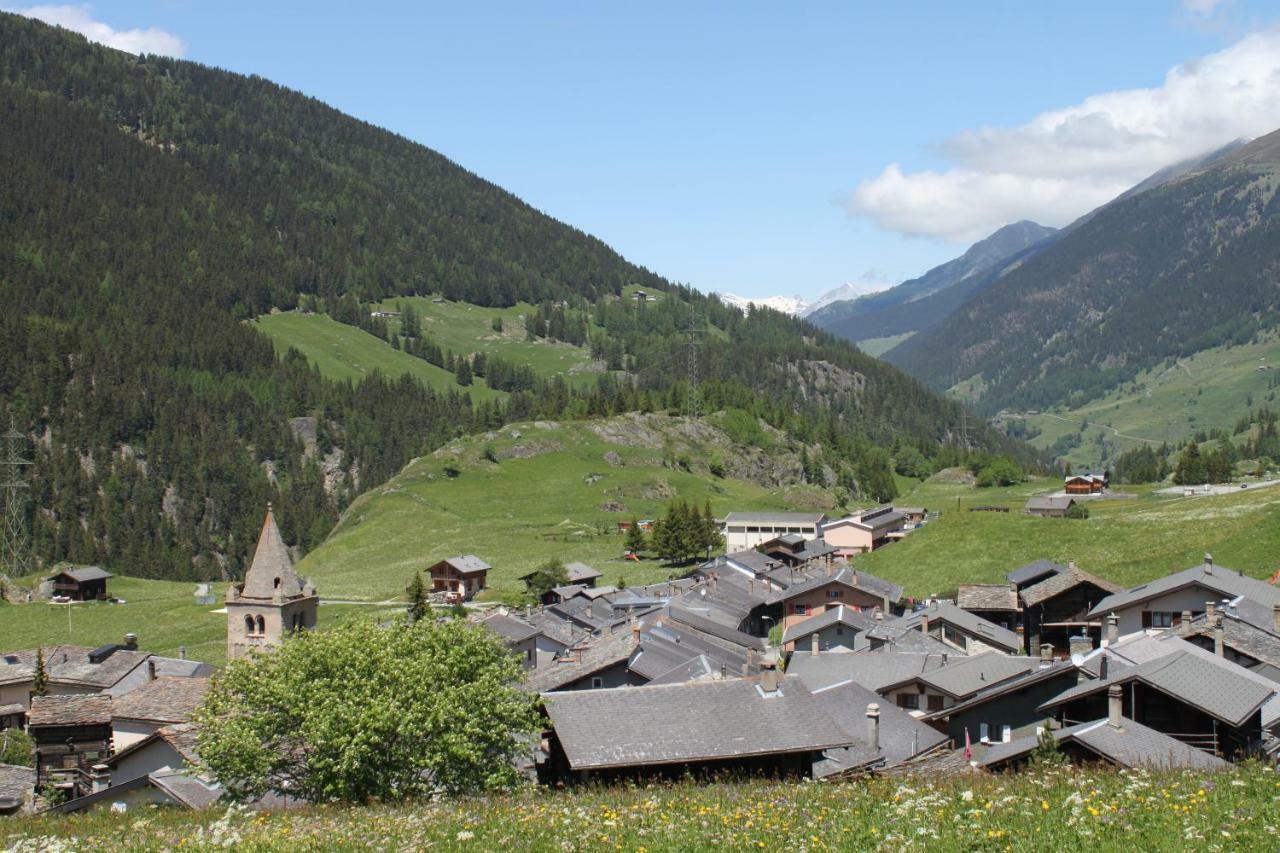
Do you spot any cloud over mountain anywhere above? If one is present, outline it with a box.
[7,4,185,57]
[848,29,1280,242]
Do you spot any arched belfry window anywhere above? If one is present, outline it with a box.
[274,577,281,589]
[244,615,255,635]
[256,615,266,635]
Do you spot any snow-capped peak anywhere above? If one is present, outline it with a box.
[717,292,808,316]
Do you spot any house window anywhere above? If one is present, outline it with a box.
[591,677,604,689]
[896,693,919,710]
[827,590,842,598]
[927,694,944,712]
[1142,611,1174,629]
[794,604,808,615]
[835,627,844,636]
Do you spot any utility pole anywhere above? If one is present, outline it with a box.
[685,313,705,419]
[0,416,33,578]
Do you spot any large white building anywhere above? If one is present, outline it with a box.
[721,511,828,552]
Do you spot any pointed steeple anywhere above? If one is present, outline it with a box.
[238,503,305,600]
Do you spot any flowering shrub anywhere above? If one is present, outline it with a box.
[6,763,1277,850]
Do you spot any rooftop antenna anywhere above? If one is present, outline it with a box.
[1,416,33,578]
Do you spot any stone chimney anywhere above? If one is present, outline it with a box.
[1108,684,1123,729]
[1205,600,1216,622]
[124,633,138,651]
[632,622,641,645]
[178,645,186,661]
[881,593,891,614]
[147,659,157,681]
[1068,560,1078,571]
[1179,610,1193,637]
[1204,552,1213,567]
[874,608,884,622]
[920,613,930,634]
[1213,614,1225,657]
[760,658,780,693]
[1068,635,1092,658]
[811,631,821,656]
[866,703,881,751]
[1104,613,1119,647]
[826,562,833,578]
[1099,654,1109,680]
[90,764,111,794]
[1039,643,1054,667]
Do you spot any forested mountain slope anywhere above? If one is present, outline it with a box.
[887,128,1280,415]
[0,13,1022,583]
[807,221,1056,345]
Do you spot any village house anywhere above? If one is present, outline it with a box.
[819,507,906,557]
[721,511,827,552]
[925,657,1087,746]
[771,565,903,637]
[1181,597,1280,675]
[537,669,855,783]
[893,506,928,525]
[1038,649,1276,760]
[758,534,840,570]
[481,612,541,669]
[1025,496,1077,517]
[1006,559,1069,592]
[980,710,1228,772]
[887,601,1023,655]
[779,604,873,653]
[225,505,319,660]
[110,676,210,750]
[1088,554,1280,635]
[46,567,112,602]
[808,678,949,776]
[955,583,1021,631]
[1018,562,1121,655]
[28,694,114,800]
[428,555,491,601]
[1063,473,1106,495]
[874,652,1041,716]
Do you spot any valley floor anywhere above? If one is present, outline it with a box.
[4,764,1275,851]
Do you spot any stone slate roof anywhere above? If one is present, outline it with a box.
[1186,606,1280,669]
[542,675,852,771]
[1088,561,1280,618]
[1026,496,1075,512]
[889,602,1021,652]
[1006,560,1068,587]
[924,661,1082,721]
[809,679,947,769]
[860,624,963,656]
[564,562,603,583]
[980,717,1228,772]
[434,555,492,575]
[781,604,874,645]
[1039,650,1276,728]
[956,584,1020,612]
[767,565,903,606]
[55,566,113,583]
[902,652,1040,700]
[483,613,541,644]
[1020,565,1121,608]
[665,605,765,650]
[148,769,222,810]
[526,629,638,693]
[111,676,210,724]
[787,651,949,692]
[28,693,112,727]
[722,549,785,576]
[237,506,308,600]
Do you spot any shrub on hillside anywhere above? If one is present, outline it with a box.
[194,618,539,803]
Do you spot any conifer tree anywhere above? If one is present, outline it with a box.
[32,647,48,698]
[624,518,647,554]
[405,571,429,624]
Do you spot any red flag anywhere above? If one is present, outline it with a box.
[963,727,972,761]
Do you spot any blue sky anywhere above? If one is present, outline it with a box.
[10,2,1280,302]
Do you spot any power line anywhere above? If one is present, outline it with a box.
[1,416,33,577]
[685,313,705,419]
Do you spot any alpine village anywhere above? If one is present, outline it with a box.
[3,7,1280,851]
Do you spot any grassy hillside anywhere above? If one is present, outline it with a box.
[374,296,599,386]
[7,764,1275,850]
[0,577,391,666]
[1000,334,1280,469]
[299,414,844,601]
[253,312,503,399]
[864,476,1280,595]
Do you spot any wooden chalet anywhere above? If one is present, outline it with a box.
[47,567,112,601]
[28,694,113,799]
[1064,474,1106,495]
[428,555,491,601]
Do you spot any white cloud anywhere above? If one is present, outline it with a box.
[8,4,185,57]
[1182,0,1228,16]
[848,29,1280,242]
